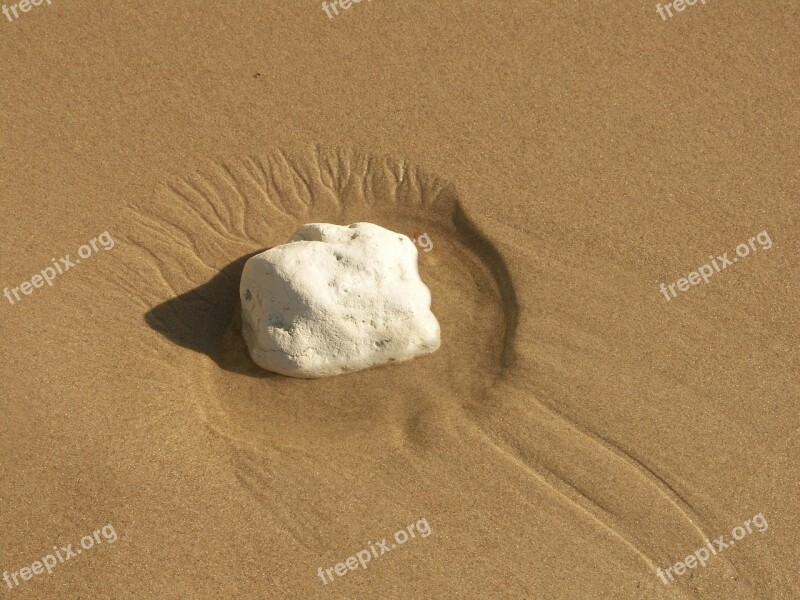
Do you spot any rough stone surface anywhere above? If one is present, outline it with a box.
[239,222,441,378]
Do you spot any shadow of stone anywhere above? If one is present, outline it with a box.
[144,251,281,378]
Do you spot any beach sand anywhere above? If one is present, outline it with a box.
[1,2,798,598]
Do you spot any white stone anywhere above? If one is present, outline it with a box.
[239,222,440,378]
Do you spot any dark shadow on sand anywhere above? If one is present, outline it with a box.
[144,250,281,378]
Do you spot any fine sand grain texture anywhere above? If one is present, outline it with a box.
[1,2,798,598]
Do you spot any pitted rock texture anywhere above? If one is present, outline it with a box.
[240,222,441,378]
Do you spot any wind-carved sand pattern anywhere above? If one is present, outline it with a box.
[121,147,773,597]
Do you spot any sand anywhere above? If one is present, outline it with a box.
[1,2,798,598]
